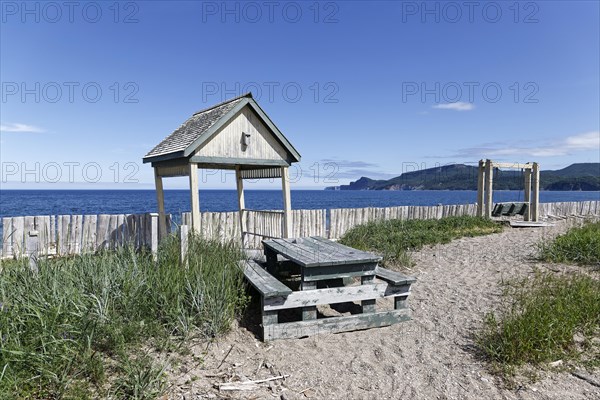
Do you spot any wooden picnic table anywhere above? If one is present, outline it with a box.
[262,236,382,283]
[242,236,416,341]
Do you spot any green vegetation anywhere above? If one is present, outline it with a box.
[539,222,600,266]
[478,272,600,375]
[340,216,502,267]
[327,162,600,191]
[480,222,600,377]
[0,234,248,399]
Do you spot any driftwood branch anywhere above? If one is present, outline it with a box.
[217,375,290,391]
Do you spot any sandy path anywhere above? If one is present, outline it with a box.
[167,218,599,400]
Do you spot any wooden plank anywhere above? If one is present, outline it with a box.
[116,214,125,246]
[57,215,70,255]
[2,217,13,258]
[105,214,117,250]
[180,224,188,264]
[82,215,97,253]
[263,281,410,311]
[375,266,417,285]
[243,260,293,298]
[303,262,377,282]
[263,309,411,341]
[71,215,83,254]
[11,216,25,257]
[96,214,110,250]
[34,216,50,256]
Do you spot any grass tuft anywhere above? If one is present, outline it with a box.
[538,221,600,266]
[0,234,248,399]
[340,216,502,267]
[478,272,600,375]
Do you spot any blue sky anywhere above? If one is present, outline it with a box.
[1,0,599,189]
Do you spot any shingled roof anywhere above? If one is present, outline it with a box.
[143,93,300,164]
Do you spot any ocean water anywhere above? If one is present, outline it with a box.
[1,190,599,219]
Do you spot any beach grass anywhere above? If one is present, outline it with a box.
[538,221,600,266]
[478,271,600,375]
[0,234,248,399]
[339,215,502,267]
[480,221,600,376]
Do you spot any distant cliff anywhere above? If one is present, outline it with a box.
[325,163,600,191]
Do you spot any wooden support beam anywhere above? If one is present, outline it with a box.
[523,168,532,221]
[476,159,485,217]
[189,163,201,232]
[301,281,317,321]
[263,309,411,341]
[361,275,376,313]
[484,159,493,218]
[235,167,246,248]
[154,168,167,240]
[488,162,533,170]
[531,162,540,222]
[281,166,292,238]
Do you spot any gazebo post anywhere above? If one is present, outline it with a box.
[235,166,246,247]
[281,166,292,238]
[153,168,167,240]
[189,163,201,232]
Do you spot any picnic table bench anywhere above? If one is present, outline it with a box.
[243,236,416,341]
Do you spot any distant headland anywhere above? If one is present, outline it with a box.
[325,163,600,191]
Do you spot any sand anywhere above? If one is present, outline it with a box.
[165,217,600,399]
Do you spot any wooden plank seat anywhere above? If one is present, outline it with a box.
[492,202,529,217]
[243,257,417,341]
[243,259,292,298]
[491,203,505,217]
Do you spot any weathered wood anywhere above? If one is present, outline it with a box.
[154,168,167,240]
[484,159,493,218]
[82,215,97,253]
[263,281,410,311]
[263,237,381,268]
[236,167,246,248]
[300,280,317,321]
[302,263,377,282]
[361,275,376,313]
[189,163,201,232]
[243,260,293,298]
[2,217,14,258]
[263,309,411,341]
[532,162,540,222]
[96,214,110,250]
[281,166,292,239]
[180,224,188,263]
[375,266,417,285]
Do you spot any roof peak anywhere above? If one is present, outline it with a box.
[192,92,253,116]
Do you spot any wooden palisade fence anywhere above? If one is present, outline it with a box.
[2,201,599,258]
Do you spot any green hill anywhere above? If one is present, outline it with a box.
[325,163,600,191]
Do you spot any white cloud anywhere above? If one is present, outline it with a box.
[563,131,600,150]
[0,123,45,133]
[432,102,475,111]
[449,131,600,158]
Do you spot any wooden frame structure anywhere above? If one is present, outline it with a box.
[476,159,540,222]
[143,93,301,245]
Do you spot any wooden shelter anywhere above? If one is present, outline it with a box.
[476,159,540,222]
[143,93,301,244]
